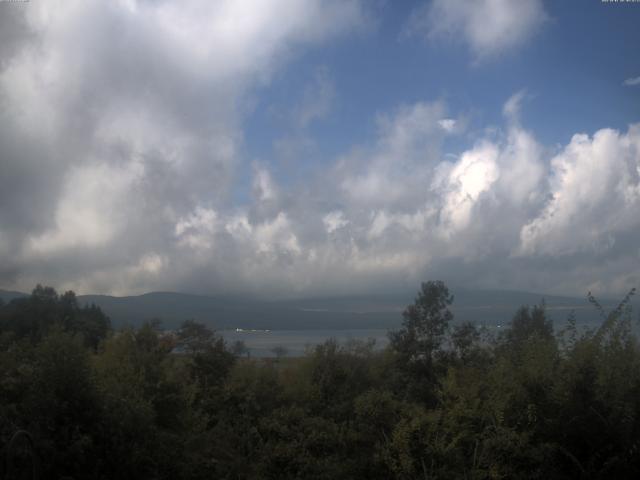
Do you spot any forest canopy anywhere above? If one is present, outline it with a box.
[0,282,639,479]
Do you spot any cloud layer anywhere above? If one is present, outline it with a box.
[1,1,639,299]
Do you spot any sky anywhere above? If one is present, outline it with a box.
[0,0,639,299]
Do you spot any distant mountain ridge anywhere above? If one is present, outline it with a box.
[2,287,636,330]
[0,289,28,303]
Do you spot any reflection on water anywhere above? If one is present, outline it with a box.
[220,329,390,357]
[220,318,638,358]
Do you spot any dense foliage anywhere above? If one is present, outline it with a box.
[1,282,639,479]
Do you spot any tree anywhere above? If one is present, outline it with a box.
[231,339,250,358]
[29,329,101,478]
[177,320,235,391]
[0,286,110,348]
[177,319,215,355]
[504,303,553,350]
[272,345,289,360]
[451,321,481,362]
[389,280,454,364]
[388,281,454,403]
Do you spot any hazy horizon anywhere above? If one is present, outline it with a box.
[0,283,626,304]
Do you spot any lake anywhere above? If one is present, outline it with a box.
[219,317,624,357]
[220,328,390,357]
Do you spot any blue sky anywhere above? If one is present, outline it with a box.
[238,0,640,204]
[0,0,639,298]
[246,0,639,155]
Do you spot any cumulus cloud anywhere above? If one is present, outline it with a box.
[408,0,547,60]
[439,141,500,234]
[517,125,640,257]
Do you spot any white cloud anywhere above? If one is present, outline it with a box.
[495,127,545,207]
[225,215,253,241]
[340,101,448,207]
[294,66,335,128]
[323,211,349,234]
[438,118,457,133]
[254,212,302,256]
[0,0,367,295]
[623,76,640,86]
[105,93,634,298]
[518,124,640,257]
[409,0,547,59]
[503,90,528,123]
[135,253,167,276]
[175,207,219,250]
[439,141,500,234]
[27,161,144,254]
[253,165,278,202]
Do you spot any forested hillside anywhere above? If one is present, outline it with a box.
[1,282,639,479]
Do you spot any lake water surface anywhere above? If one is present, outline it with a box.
[220,328,390,357]
[220,318,619,357]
